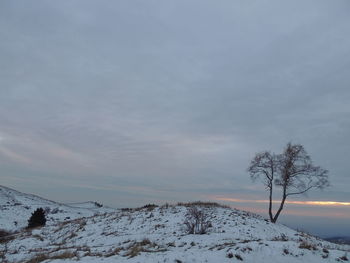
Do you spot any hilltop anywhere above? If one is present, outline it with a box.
[0,186,349,262]
[0,185,114,231]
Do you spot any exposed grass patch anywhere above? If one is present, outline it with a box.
[209,242,236,251]
[271,234,288,241]
[27,251,78,263]
[299,240,317,250]
[339,254,348,261]
[104,247,123,257]
[0,229,16,244]
[138,204,158,211]
[177,201,230,208]
[0,229,11,237]
[124,239,167,258]
[27,254,49,263]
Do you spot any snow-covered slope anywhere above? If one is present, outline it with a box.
[1,200,349,263]
[0,185,115,231]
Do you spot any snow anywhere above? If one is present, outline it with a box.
[1,186,349,263]
[0,185,115,231]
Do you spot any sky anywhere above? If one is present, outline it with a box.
[0,0,349,237]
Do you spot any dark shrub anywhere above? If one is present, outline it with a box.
[94,202,103,208]
[27,208,46,229]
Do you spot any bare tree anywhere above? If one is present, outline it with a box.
[248,142,329,223]
[184,207,211,234]
[248,151,278,222]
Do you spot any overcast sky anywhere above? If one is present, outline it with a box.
[0,0,349,237]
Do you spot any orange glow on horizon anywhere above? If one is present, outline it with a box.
[231,205,350,218]
[213,197,350,207]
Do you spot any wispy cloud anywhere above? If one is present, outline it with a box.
[0,131,93,172]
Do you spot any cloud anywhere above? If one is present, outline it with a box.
[0,131,93,173]
[0,0,349,230]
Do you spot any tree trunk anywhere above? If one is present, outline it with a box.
[268,185,273,222]
[272,188,287,223]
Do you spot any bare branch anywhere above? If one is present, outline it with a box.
[286,186,314,196]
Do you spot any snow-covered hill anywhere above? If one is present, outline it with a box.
[0,185,114,231]
[1,187,349,263]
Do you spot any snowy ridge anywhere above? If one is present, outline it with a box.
[0,185,115,231]
[1,186,349,262]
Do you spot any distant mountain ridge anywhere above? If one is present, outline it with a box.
[325,236,350,245]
